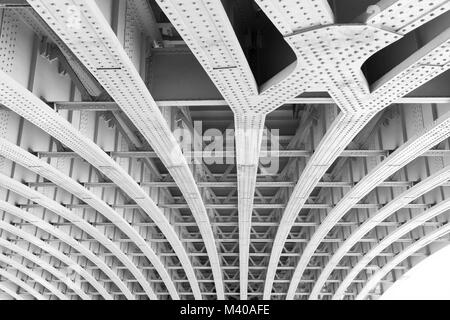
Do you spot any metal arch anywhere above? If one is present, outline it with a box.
[154,0,318,299]
[153,0,262,299]
[127,0,161,41]
[364,0,450,35]
[286,110,450,299]
[0,220,111,300]
[0,138,179,300]
[0,174,156,300]
[314,166,450,300]
[356,220,450,300]
[0,237,89,300]
[335,199,450,299]
[25,0,216,299]
[0,253,69,300]
[0,201,131,299]
[0,268,46,300]
[13,8,104,98]
[0,283,24,300]
[0,66,198,300]
[299,30,450,300]
[256,0,450,299]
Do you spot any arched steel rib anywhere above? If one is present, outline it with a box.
[0,138,178,299]
[343,198,450,299]
[26,0,216,299]
[363,0,450,35]
[356,220,450,300]
[310,165,450,299]
[0,237,89,300]
[0,220,111,299]
[0,67,198,299]
[0,283,24,300]
[154,0,323,298]
[256,0,450,298]
[0,173,155,299]
[0,268,45,300]
[154,0,262,299]
[288,110,450,299]
[0,200,132,299]
[0,253,68,300]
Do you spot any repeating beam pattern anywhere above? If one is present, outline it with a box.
[317,165,450,300]
[26,0,222,299]
[257,0,450,299]
[0,0,448,300]
[0,237,89,300]
[0,138,179,299]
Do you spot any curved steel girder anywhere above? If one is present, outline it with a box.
[286,110,450,299]
[334,197,450,300]
[356,221,450,300]
[0,173,156,299]
[0,138,179,299]
[0,63,198,298]
[0,268,45,300]
[0,237,89,300]
[311,165,450,300]
[0,283,24,300]
[0,253,68,300]
[0,220,111,299]
[24,0,213,299]
[364,0,450,35]
[0,202,131,299]
[256,0,450,298]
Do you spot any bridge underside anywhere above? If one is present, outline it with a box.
[0,0,449,300]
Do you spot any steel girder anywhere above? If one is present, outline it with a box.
[0,237,89,300]
[0,198,135,299]
[256,0,450,299]
[0,62,199,299]
[336,197,450,299]
[25,0,222,299]
[0,252,69,300]
[317,165,450,299]
[0,173,157,299]
[0,268,45,300]
[0,138,179,299]
[0,283,24,300]
[0,0,448,301]
[0,220,112,299]
[153,0,268,299]
[287,110,450,299]
[356,219,450,299]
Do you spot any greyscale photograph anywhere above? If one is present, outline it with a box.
[0,0,448,305]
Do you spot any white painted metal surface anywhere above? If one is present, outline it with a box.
[0,138,179,300]
[336,197,450,300]
[0,0,448,300]
[0,283,24,300]
[256,0,450,299]
[0,268,45,300]
[0,253,68,300]
[0,199,131,299]
[356,220,450,300]
[26,0,221,299]
[154,0,264,299]
[0,67,198,299]
[0,237,89,300]
[313,165,450,300]
[286,109,450,299]
[0,173,156,299]
[0,220,111,299]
